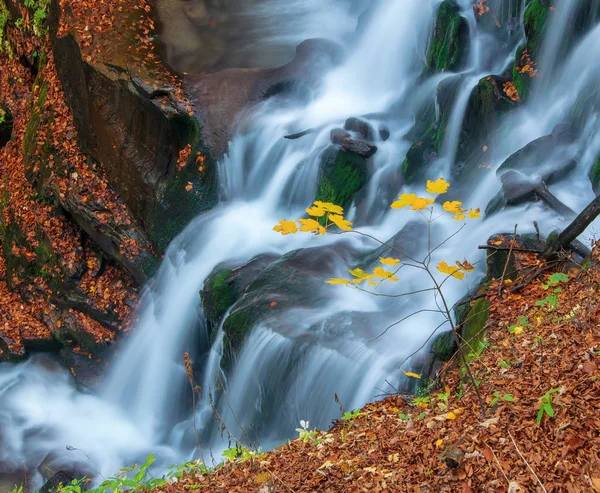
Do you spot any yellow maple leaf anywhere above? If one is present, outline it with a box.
[468,208,481,219]
[511,326,524,335]
[453,213,467,221]
[402,370,422,379]
[446,411,458,420]
[368,281,380,286]
[437,261,465,280]
[373,266,399,281]
[298,218,326,235]
[443,201,463,214]
[410,197,435,210]
[314,201,344,215]
[426,178,450,195]
[273,220,298,235]
[326,278,353,285]
[348,268,369,278]
[329,214,353,231]
[435,439,444,448]
[391,193,417,209]
[379,257,400,266]
[306,205,325,217]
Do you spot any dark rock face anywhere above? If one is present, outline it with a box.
[426,0,469,73]
[49,25,218,255]
[589,154,600,195]
[0,105,13,148]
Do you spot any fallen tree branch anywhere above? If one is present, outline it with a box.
[542,194,600,259]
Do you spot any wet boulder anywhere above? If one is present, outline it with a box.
[330,128,378,158]
[344,117,376,142]
[220,246,353,362]
[315,146,369,211]
[426,0,469,73]
[452,75,517,183]
[201,254,279,337]
[402,139,439,184]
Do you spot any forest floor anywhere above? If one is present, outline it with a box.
[160,248,600,493]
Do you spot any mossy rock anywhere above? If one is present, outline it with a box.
[485,233,544,281]
[402,137,438,184]
[202,269,237,328]
[459,298,490,357]
[452,76,516,182]
[589,154,600,195]
[523,0,553,59]
[315,147,368,211]
[219,246,349,371]
[201,254,279,339]
[426,0,469,73]
[431,331,456,363]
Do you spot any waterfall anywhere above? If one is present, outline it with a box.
[1,0,600,487]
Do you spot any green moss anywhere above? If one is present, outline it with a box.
[589,154,600,194]
[431,331,455,362]
[460,298,490,357]
[202,269,237,324]
[512,57,532,102]
[523,0,551,58]
[222,308,256,355]
[426,0,468,73]
[316,148,368,212]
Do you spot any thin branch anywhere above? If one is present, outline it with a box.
[487,444,510,485]
[395,319,451,370]
[353,285,437,299]
[498,224,518,296]
[478,245,541,253]
[341,230,424,265]
[425,224,466,266]
[508,432,548,493]
[370,308,445,342]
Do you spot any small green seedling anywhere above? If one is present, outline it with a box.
[536,388,561,423]
[490,392,515,407]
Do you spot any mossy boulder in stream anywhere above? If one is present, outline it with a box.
[523,0,553,59]
[315,146,368,210]
[426,0,469,73]
[201,254,278,338]
[219,246,353,370]
[452,76,517,184]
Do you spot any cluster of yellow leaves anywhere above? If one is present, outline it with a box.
[436,259,475,281]
[391,178,481,221]
[273,201,353,236]
[326,257,401,287]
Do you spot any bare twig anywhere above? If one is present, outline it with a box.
[508,432,548,493]
[370,308,445,342]
[487,445,510,485]
[498,224,518,296]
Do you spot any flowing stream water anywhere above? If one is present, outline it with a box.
[1,0,600,487]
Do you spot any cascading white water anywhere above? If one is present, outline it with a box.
[2,1,600,488]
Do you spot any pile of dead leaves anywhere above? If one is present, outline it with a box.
[159,250,600,492]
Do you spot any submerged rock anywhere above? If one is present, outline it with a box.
[496,124,578,183]
[426,0,469,73]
